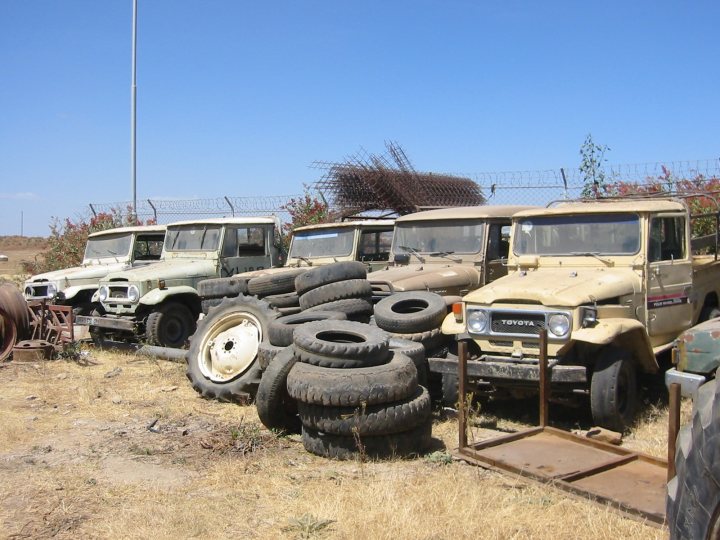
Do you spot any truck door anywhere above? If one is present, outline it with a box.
[485,223,512,283]
[646,214,694,342]
[221,225,272,276]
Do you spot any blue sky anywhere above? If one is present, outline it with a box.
[1,1,719,236]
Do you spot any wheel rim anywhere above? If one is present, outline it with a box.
[196,312,262,382]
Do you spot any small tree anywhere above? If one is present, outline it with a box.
[579,134,611,198]
[279,186,331,252]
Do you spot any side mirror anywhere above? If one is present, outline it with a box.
[394,253,410,265]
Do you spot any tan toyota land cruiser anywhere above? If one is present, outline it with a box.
[440,196,720,431]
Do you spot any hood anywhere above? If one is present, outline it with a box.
[26,262,130,287]
[102,259,217,283]
[464,267,641,307]
[234,266,302,280]
[370,263,482,294]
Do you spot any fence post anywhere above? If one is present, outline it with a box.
[89,204,97,217]
[224,196,235,217]
[147,199,157,223]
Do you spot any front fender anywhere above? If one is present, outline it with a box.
[441,312,465,335]
[140,285,198,306]
[572,318,657,373]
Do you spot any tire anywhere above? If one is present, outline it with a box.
[202,298,224,315]
[198,276,249,299]
[667,371,720,540]
[186,295,278,402]
[276,306,302,316]
[441,372,459,407]
[293,320,389,363]
[590,347,638,432]
[294,262,367,296]
[258,340,284,370]
[287,351,417,407]
[298,279,372,310]
[298,386,431,436]
[700,305,720,323]
[389,337,428,388]
[305,298,374,322]
[264,292,300,309]
[374,292,447,334]
[390,327,445,353]
[293,347,390,369]
[301,420,432,460]
[247,269,307,297]
[267,311,347,348]
[255,346,301,433]
[146,302,196,348]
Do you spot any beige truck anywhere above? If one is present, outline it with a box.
[440,196,720,431]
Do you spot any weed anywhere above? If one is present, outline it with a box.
[424,451,453,466]
[282,513,335,539]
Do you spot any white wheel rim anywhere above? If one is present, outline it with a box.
[198,312,262,382]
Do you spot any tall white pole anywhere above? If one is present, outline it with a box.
[131,0,138,221]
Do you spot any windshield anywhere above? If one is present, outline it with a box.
[391,220,485,255]
[165,225,222,251]
[84,232,133,260]
[514,213,640,256]
[289,229,355,258]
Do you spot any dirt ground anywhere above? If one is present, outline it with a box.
[0,345,674,540]
[0,237,46,285]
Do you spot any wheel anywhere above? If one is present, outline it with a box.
[667,371,720,540]
[146,302,196,348]
[374,291,447,334]
[287,351,418,407]
[186,295,278,402]
[71,302,95,317]
[441,372,459,407]
[590,347,638,432]
[298,386,431,436]
[267,310,347,348]
[255,346,301,433]
[298,279,372,310]
[294,261,367,296]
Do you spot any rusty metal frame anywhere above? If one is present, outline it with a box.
[26,301,74,347]
[455,330,670,527]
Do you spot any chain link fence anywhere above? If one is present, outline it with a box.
[88,159,720,225]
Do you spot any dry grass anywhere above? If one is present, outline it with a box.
[0,349,667,539]
[0,236,46,284]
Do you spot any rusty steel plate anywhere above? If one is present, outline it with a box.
[12,339,55,362]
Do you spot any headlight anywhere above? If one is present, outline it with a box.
[24,286,32,297]
[46,283,57,298]
[98,286,109,302]
[548,313,571,337]
[127,285,140,303]
[467,309,489,334]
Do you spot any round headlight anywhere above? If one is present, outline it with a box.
[548,313,571,337]
[24,286,32,297]
[98,286,109,302]
[467,310,489,334]
[127,285,140,303]
[46,283,57,298]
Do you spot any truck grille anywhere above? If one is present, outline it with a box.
[108,286,130,300]
[25,284,50,299]
[491,312,546,336]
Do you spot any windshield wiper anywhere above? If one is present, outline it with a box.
[295,256,312,266]
[570,251,614,266]
[398,246,426,263]
[429,250,461,262]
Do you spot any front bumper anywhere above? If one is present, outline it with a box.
[428,356,587,384]
[75,314,136,332]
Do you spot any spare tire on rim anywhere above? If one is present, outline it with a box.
[374,291,447,334]
[294,261,367,296]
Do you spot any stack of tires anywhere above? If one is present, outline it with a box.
[285,320,432,459]
[295,262,374,323]
[247,268,309,315]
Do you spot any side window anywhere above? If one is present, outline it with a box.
[222,228,239,257]
[134,234,164,260]
[487,224,511,260]
[649,217,686,262]
[237,226,267,255]
[359,229,393,261]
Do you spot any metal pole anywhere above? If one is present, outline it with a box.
[667,382,681,481]
[130,0,138,221]
[539,330,549,427]
[458,339,468,450]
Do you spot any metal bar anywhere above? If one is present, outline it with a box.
[147,199,157,223]
[224,196,235,216]
[668,382,681,481]
[539,329,549,427]
[89,204,97,217]
[458,339,468,449]
[130,0,138,220]
[559,453,639,482]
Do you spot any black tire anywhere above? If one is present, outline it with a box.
[667,371,720,540]
[247,269,307,297]
[441,372,459,407]
[298,279,372,310]
[390,327,442,344]
[146,302,196,348]
[293,320,389,363]
[267,311,347,348]
[294,262,367,296]
[298,386,431,436]
[258,340,284,370]
[293,346,390,369]
[374,292,447,334]
[389,337,428,388]
[301,420,432,460]
[276,306,302,316]
[287,351,417,407]
[590,347,638,432]
[186,295,278,402]
[202,298,223,315]
[305,298,374,322]
[198,276,249,299]
[264,292,300,309]
[255,346,301,433]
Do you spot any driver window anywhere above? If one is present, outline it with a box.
[487,224,511,260]
[649,216,686,262]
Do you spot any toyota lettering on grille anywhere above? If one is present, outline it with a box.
[500,319,538,327]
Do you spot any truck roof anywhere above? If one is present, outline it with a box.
[395,205,535,223]
[167,216,278,227]
[292,219,396,233]
[88,224,166,238]
[514,198,687,218]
